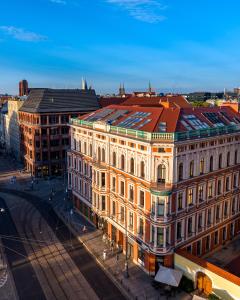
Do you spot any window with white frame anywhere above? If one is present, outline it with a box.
[129,211,134,230]
[187,188,194,206]
[187,217,193,236]
[198,185,204,202]
[198,213,203,231]
[102,196,106,211]
[129,184,134,202]
[208,182,213,198]
[138,218,144,236]
[139,190,145,207]
[177,192,183,210]
[176,221,182,240]
[120,206,125,222]
[112,176,116,192]
[156,228,164,247]
[112,201,116,216]
[120,180,125,197]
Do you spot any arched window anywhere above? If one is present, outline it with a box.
[97,147,101,161]
[227,151,230,167]
[112,152,116,166]
[121,155,125,170]
[209,156,213,172]
[157,164,166,183]
[218,154,222,169]
[140,161,145,178]
[189,161,194,178]
[84,142,87,154]
[178,163,183,181]
[130,158,135,174]
[102,148,105,163]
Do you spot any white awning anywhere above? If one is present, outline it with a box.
[154,266,183,287]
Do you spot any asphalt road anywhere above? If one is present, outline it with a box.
[0,188,126,300]
[0,196,46,300]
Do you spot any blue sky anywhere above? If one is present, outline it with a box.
[1,0,240,94]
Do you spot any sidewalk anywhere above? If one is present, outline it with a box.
[3,176,192,300]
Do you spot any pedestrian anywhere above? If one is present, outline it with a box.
[116,253,119,261]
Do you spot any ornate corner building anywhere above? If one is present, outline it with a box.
[67,99,240,275]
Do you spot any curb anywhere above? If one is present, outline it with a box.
[54,207,132,300]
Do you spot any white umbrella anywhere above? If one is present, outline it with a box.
[154,266,183,287]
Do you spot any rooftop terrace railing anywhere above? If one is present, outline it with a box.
[70,118,240,142]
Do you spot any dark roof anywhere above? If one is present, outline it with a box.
[19,88,100,113]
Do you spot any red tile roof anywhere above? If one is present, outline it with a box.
[79,104,240,134]
[121,95,192,108]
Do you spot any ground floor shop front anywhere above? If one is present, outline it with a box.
[72,194,174,276]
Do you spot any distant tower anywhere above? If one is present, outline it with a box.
[81,78,88,90]
[19,79,28,96]
[122,83,125,95]
[119,83,125,96]
[148,81,152,93]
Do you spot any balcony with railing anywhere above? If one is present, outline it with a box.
[70,118,240,143]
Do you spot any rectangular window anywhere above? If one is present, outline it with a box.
[178,193,183,210]
[214,231,218,245]
[224,202,228,217]
[112,201,116,216]
[198,213,202,230]
[139,190,145,207]
[188,217,193,235]
[206,235,210,252]
[129,212,133,229]
[157,228,164,247]
[101,173,106,188]
[129,185,134,202]
[198,185,204,202]
[207,209,212,226]
[223,227,227,241]
[102,196,106,211]
[196,240,201,256]
[187,188,193,206]
[177,222,182,240]
[139,218,144,236]
[216,205,220,222]
[120,181,125,196]
[120,206,124,222]
[233,174,238,188]
[112,177,116,192]
[208,183,213,198]
[157,198,165,216]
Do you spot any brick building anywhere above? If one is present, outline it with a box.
[67,99,240,275]
[19,79,29,96]
[19,87,99,177]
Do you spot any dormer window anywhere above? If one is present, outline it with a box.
[159,122,167,132]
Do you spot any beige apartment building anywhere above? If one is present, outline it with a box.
[67,100,240,276]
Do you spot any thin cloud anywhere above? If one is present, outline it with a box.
[49,0,67,4]
[106,0,167,23]
[0,26,47,42]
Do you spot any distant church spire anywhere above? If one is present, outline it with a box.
[148,81,152,93]
[119,83,125,96]
[122,83,125,95]
[82,77,88,90]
